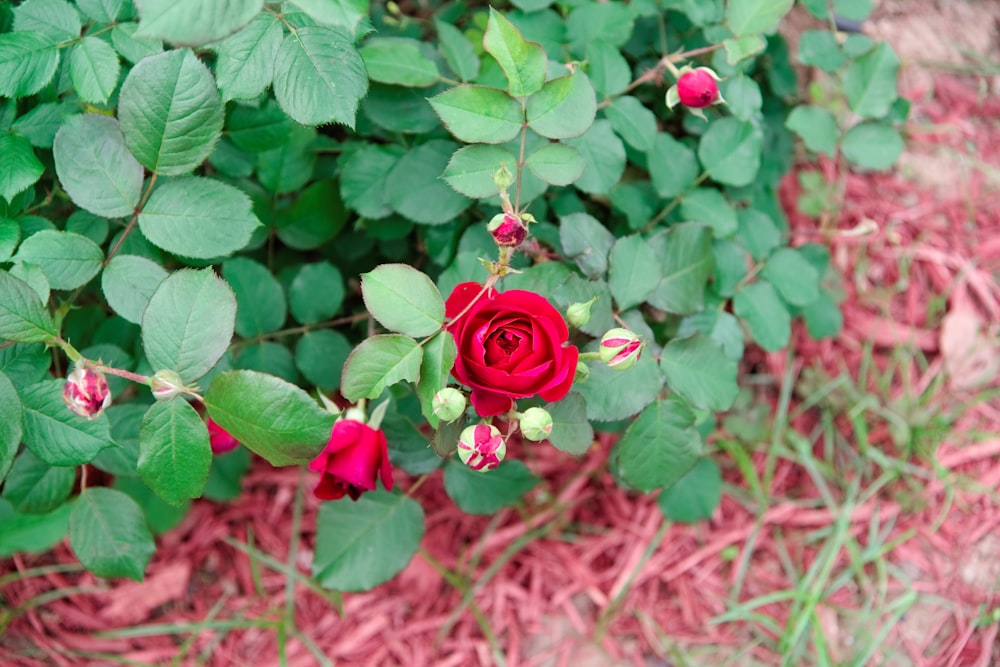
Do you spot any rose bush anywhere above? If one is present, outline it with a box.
[445,282,579,417]
[308,418,393,501]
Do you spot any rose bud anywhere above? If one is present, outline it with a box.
[150,369,185,401]
[457,424,507,472]
[566,297,597,328]
[62,366,111,420]
[433,387,467,422]
[309,418,394,501]
[599,328,644,371]
[207,418,240,455]
[519,407,553,442]
[666,67,724,112]
[487,212,527,247]
[574,360,591,383]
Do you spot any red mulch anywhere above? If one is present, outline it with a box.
[3,75,1000,667]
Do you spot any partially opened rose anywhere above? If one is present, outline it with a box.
[445,282,579,416]
[309,418,393,501]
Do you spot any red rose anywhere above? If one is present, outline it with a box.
[445,282,579,417]
[677,69,721,108]
[207,418,240,455]
[308,419,394,501]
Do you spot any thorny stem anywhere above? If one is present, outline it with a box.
[596,44,724,108]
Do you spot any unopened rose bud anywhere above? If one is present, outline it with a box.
[566,297,597,328]
[207,418,240,454]
[433,387,467,422]
[520,407,553,442]
[574,360,590,383]
[63,366,111,420]
[487,212,527,247]
[599,328,644,371]
[492,163,514,193]
[666,67,724,111]
[150,369,185,401]
[457,423,507,472]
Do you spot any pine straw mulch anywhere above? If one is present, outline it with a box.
[2,74,1000,667]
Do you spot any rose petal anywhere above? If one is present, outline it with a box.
[470,389,514,417]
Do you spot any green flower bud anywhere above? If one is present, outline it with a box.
[433,387,467,422]
[150,369,185,401]
[520,407,553,442]
[574,360,591,383]
[599,328,643,371]
[457,424,506,472]
[566,297,597,328]
[492,163,514,193]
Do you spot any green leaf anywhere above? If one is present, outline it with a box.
[386,140,471,225]
[111,23,164,64]
[566,3,635,52]
[442,144,518,198]
[761,247,820,306]
[0,218,18,262]
[444,459,539,515]
[138,176,260,258]
[733,281,791,351]
[680,189,738,238]
[53,114,144,218]
[604,96,657,152]
[137,398,212,506]
[658,457,722,523]
[727,0,793,36]
[415,331,458,426]
[362,83,440,134]
[118,49,224,176]
[288,262,345,325]
[844,42,900,118]
[483,7,546,97]
[0,32,59,98]
[0,342,50,387]
[362,264,445,338]
[19,379,113,466]
[0,270,57,343]
[608,234,659,310]
[13,0,81,43]
[361,37,439,87]
[698,118,763,188]
[660,333,739,411]
[69,37,121,104]
[10,262,51,304]
[341,334,423,402]
[647,223,715,315]
[204,370,335,466]
[564,119,625,195]
[678,311,745,362]
[648,132,699,198]
[735,209,781,262]
[11,102,76,149]
[277,179,346,250]
[382,409,441,475]
[586,40,631,99]
[785,106,839,157]
[77,0,124,23]
[0,500,70,557]
[273,26,368,128]
[429,85,523,144]
[802,289,843,339]
[213,13,283,102]
[842,122,904,171]
[714,239,749,298]
[134,0,264,45]
[722,74,764,122]
[92,403,145,477]
[526,71,597,140]
[288,0,369,38]
[339,144,402,217]
[523,143,583,186]
[559,211,615,279]
[12,230,103,291]
[231,344,296,383]
[0,371,23,483]
[114,476,188,534]
[576,344,663,422]
[0,134,44,204]
[101,255,168,325]
[798,30,845,72]
[223,257,287,337]
[435,18,478,82]
[70,487,155,581]
[313,490,424,592]
[724,35,767,66]
[295,329,351,391]
[2,448,73,514]
[202,446,251,502]
[616,398,701,493]
[546,392,594,455]
[141,268,237,383]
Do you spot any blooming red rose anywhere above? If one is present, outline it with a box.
[207,418,240,455]
[308,418,393,501]
[445,282,579,417]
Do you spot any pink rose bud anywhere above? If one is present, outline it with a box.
[599,328,644,371]
[457,423,507,472]
[487,213,527,247]
[309,418,393,501]
[150,369,185,401]
[62,366,111,420]
[666,67,724,111]
[207,418,240,455]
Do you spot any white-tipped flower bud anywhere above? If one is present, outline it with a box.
[150,369,185,401]
[433,387,467,422]
[520,407,553,442]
